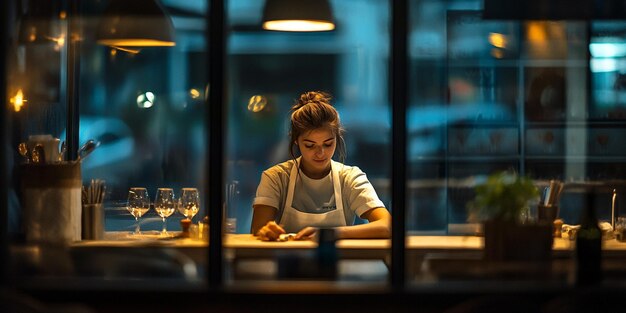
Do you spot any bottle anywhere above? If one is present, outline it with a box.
[316,228,338,279]
[575,191,603,285]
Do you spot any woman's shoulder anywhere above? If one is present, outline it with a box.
[333,161,365,178]
[263,159,297,177]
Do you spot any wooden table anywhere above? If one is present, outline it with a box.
[70,233,626,282]
[73,233,626,258]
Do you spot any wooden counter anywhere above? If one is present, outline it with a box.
[73,232,626,255]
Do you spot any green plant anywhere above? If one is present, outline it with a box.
[467,171,540,223]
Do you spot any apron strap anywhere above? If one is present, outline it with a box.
[331,160,345,215]
[283,157,300,217]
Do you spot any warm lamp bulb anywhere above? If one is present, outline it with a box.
[10,89,26,112]
[97,39,175,47]
[263,20,335,32]
[488,33,507,49]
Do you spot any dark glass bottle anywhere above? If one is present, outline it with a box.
[316,228,337,279]
[576,192,603,285]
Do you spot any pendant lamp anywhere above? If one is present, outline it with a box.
[96,0,175,47]
[262,0,335,32]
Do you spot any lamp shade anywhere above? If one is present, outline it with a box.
[96,0,175,47]
[262,0,335,32]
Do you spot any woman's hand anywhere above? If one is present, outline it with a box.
[256,221,286,241]
[295,226,319,241]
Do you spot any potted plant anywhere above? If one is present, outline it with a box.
[467,171,552,262]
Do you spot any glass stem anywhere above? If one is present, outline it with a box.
[162,217,167,233]
[135,216,140,234]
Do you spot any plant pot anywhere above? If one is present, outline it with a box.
[483,220,553,262]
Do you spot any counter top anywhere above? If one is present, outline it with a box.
[72,233,626,258]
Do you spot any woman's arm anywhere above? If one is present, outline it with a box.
[251,205,285,240]
[295,207,391,240]
[335,207,391,239]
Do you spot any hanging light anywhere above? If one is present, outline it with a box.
[96,0,175,47]
[262,0,335,32]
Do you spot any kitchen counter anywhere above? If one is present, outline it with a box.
[72,232,626,258]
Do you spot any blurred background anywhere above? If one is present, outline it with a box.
[7,0,626,236]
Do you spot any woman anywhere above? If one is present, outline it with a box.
[251,91,391,241]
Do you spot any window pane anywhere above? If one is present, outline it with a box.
[225,0,391,284]
[8,0,208,288]
[408,0,626,287]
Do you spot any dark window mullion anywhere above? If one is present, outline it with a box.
[391,0,408,290]
[1,0,10,289]
[207,0,226,288]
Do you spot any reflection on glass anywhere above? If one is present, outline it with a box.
[154,188,176,236]
[178,188,200,222]
[127,187,150,234]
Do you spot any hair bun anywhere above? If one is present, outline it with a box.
[293,91,332,111]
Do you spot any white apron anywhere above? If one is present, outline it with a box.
[279,158,346,233]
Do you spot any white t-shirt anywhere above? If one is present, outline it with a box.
[253,159,386,226]
[292,171,335,214]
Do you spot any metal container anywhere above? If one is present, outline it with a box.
[82,203,104,240]
[21,162,82,245]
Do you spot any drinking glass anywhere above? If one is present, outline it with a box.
[615,217,626,242]
[178,188,200,222]
[127,187,150,235]
[154,188,176,236]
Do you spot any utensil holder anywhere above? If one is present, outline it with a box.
[21,162,82,245]
[82,203,104,240]
[538,204,559,223]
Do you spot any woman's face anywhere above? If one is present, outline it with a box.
[297,128,336,178]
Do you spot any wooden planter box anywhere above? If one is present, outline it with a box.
[483,220,553,262]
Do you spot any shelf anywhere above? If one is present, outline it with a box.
[525,156,626,162]
[519,59,588,68]
[410,156,445,162]
[449,121,519,127]
[447,59,588,68]
[448,60,520,67]
[525,121,626,127]
[447,156,520,162]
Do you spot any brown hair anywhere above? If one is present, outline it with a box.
[289,91,346,163]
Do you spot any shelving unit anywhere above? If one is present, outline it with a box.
[408,9,626,232]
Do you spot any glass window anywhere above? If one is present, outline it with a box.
[8,0,208,288]
[407,0,626,287]
[225,0,391,284]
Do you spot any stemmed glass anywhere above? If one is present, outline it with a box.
[178,188,200,222]
[127,187,150,235]
[154,188,176,236]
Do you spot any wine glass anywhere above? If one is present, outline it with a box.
[178,188,200,222]
[154,188,176,236]
[127,187,150,235]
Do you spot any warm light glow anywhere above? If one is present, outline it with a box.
[189,89,200,99]
[110,49,117,56]
[59,11,67,19]
[97,39,175,47]
[491,48,504,59]
[45,35,66,49]
[248,95,267,112]
[263,20,335,32]
[110,46,141,54]
[10,89,26,112]
[137,92,155,108]
[488,33,507,49]
[527,22,547,43]
[27,27,37,42]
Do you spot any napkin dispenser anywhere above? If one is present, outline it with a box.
[21,162,81,245]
